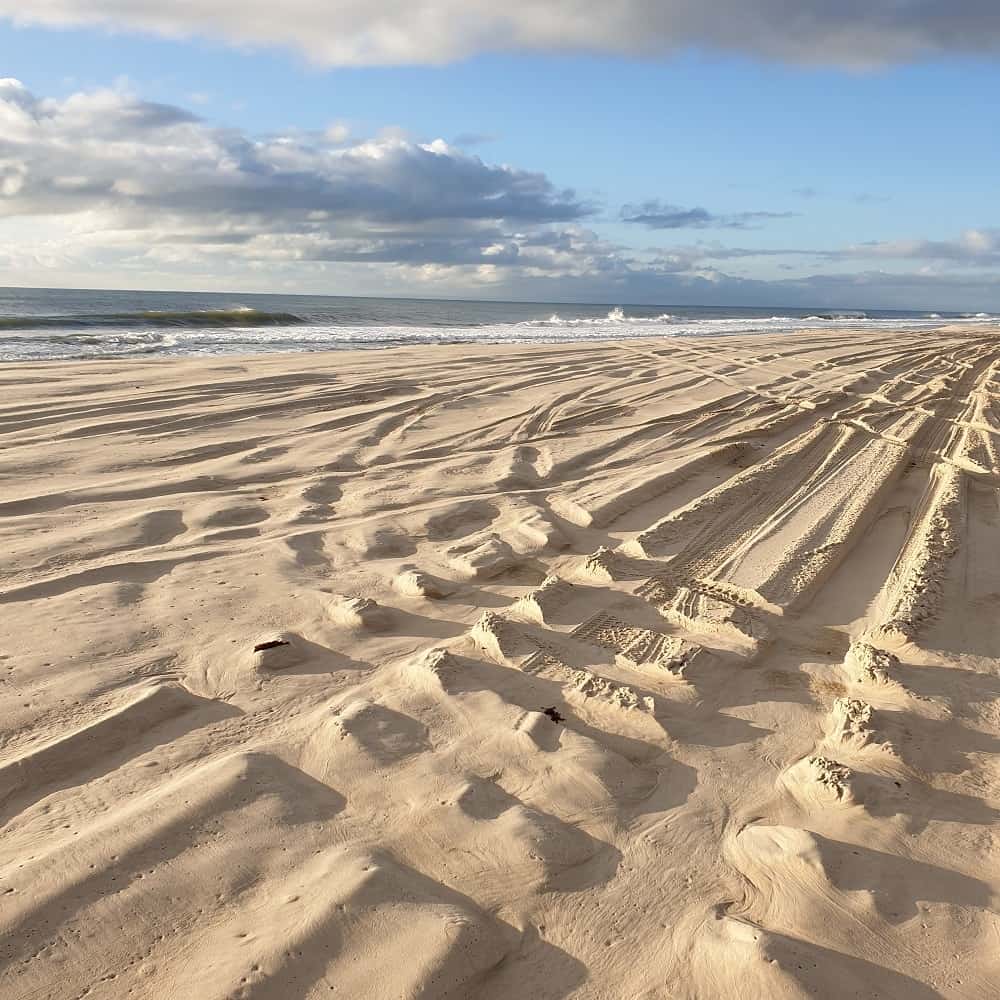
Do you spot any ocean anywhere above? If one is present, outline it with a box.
[0,286,993,362]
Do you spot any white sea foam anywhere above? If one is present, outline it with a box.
[519,307,675,327]
[1,305,997,361]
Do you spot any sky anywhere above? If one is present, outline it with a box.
[1,2,1000,309]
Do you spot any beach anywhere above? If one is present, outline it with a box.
[1,327,999,998]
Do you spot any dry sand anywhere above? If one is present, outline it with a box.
[1,328,999,999]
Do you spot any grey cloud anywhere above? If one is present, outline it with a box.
[5,2,1000,67]
[502,265,1000,313]
[621,200,796,230]
[768,269,1000,310]
[648,233,1000,269]
[622,204,714,229]
[0,81,589,269]
[648,243,830,264]
[112,101,202,130]
[285,234,521,266]
[853,229,1000,264]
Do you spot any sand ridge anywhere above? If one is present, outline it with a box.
[0,329,999,998]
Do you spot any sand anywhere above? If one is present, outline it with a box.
[1,328,999,999]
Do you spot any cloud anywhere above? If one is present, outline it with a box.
[0,79,592,272]
[504,262,1000,313]
[852,229,1000,264]
[324,121,351,144]
[0,82,585,226]
[648,231,1000,270]
[4,2,1000,67]
[648,242,830,263]
[4,80,1000,311]
[621,200,796,230]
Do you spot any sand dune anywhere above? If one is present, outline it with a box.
[1,329,999,998]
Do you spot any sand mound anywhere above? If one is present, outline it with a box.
[826,696,875,748]
[345,523,415,559]
[509,573,576,624]
[393,564,455,598]
[507,508,567,553]
[328,594,387,629]
[570,669,655,712]
[0,680,199,807]
[689,910,818,999]
[469,611,538,666]
[248,630,303,671]
[402,645,468,696]
[428,776,602,892]
[301,698,430,772]
[843,640,898,685]
[159,845,514,999]
[447,532,518,579]
[783,755,857,807]
[577,544,624,582]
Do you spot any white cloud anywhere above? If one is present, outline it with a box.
[324,121,351,144]
[3,2,1000,67]
[0,79,591,277]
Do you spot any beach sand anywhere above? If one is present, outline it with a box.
[1,328,999,998]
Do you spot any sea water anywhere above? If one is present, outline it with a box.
[0,286,993,361]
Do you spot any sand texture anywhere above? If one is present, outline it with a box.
[1,329,999,998]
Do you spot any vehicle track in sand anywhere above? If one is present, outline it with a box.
[1,329,998,999]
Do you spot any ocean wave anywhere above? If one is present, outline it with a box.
[518,307,676,327]
[0,307,305,331]
[803,311,869,321]
[0,335,181,362]
[2,307,997,362]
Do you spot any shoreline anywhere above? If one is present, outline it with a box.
[1,321,993,368]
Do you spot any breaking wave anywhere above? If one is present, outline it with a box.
[1,294,996,362]
[0,308,305,331]
[519,307,676,327]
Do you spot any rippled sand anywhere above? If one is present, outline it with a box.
[1,329,998,998]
